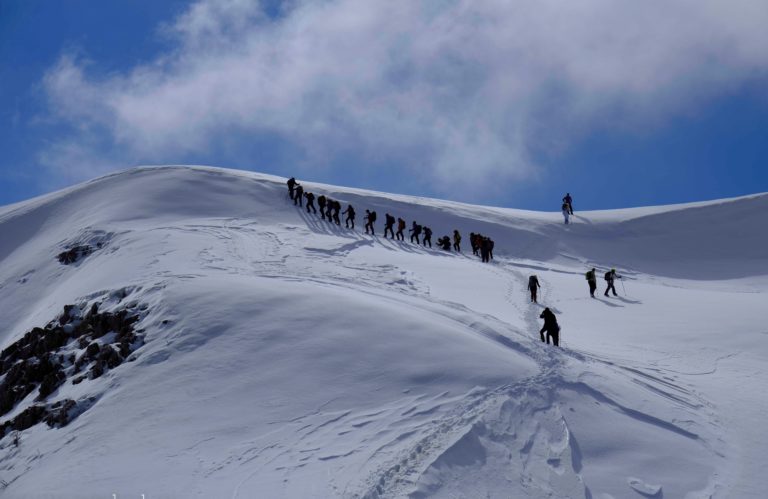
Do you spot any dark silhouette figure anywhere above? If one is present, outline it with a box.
[325,198,334,221]
[294,184,304,207]
[480,237,491,263]
[317,195,327,220]
[305,192,317,213]
[438,236,451,250]
[604,268,621,297]
[364,210,377,235]
[344,204,356,229]
[384,214,396,238]
[453,230,461,252]
[488,238,494,260]
[539,308,560,346]
[396,218,406,241]
[470,232,479,255]
[562,202,570,224]
[528,275,541,303]
[287,177,297,199]
[422,227,432,247]
[409,222,422,244]
[332,200,341,225]
[563,193,574,214]
[586,268,597,298]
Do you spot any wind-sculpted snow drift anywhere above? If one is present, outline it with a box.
[0,166,765,498]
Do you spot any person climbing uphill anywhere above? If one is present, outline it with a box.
[528,275,541,303]
[396,218,406,241]
[562,201,570,224]
[563,193,574,215]
[294,184,304,207]
[422,226,433,248]
[410,222,422,244]
[604,268,621,297]
[539,307,560,346]
[384,214,396,238]
[344,204,355,229]
[586,268,597,298]
[317,194,327,220]
[287,177,297,199]
[304,192,316,214]
[364,210,377,235]
[453,230,461,252]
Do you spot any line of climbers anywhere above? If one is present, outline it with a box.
[287,177,495,261]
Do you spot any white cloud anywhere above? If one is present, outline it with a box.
[42,0,768,198]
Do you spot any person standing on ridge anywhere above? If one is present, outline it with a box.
[287,177,297,199]
[422,226,433,247]
[317,194,327,220]
[344,204,356,229]
[563,193,573,214]
[294,184,304,207]
[410,222,422,244]
[528,275,541,303]
[305,192,317,214]
[364,210,377,235]
[562,201,570,224]
[604,268,621,297]
[585,268,597,298]
[396,218,406,241]
[539,307,560,346]
[453,230,462,252]
[384,214,396,238]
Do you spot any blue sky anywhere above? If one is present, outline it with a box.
[2,0,767,211]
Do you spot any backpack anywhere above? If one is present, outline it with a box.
[370,212,377,222]
[604,271,611,281]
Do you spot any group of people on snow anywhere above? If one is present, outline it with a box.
[287,177,494,262]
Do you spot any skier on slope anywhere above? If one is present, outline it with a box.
[539,308,560,346]
[384,214,396,238]
[563,193,574,215]
[304,192,317,214]
[344,204,356,229]
[528,275,541,303]
[396,218,406,241]
[604,268,621,297]
[585,268,597,298]
[422,226,433,248]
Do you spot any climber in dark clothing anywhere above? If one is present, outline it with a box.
[325,198,334,221]
[287,177,297,199]
[480,237,490,263]
[453,230,461,252]
[422,227,433,247]
[317,195,327,220]
[438,236,451,250]
[304,192,316,213]
[384,214,396,238]
[488,238,494,260]
[604,268,621,297]
[470,233,479,255]
[364,210,377,235]
[539,307,560,346]
[409,222,422,244]
[344,204,355,229]
[332,200,341,225]
[528,275,541,303]
[585,268,597,298]
[396,218,406,241]
[563,193,574,215]
[294,184,304,206]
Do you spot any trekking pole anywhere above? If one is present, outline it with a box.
[620,277,626,295]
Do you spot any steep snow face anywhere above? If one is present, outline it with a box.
[0,166,765,498]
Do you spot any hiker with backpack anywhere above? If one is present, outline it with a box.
[325,198,334,221]
[470,233,479,256]
[304,192,317,214]
[585,268,597,298]
[287,177,297,199]
[343,204,355,229]
[453,230,461,252]
[331,200,341,225]
[364,210,377,235]
[528,275,541,303]
[384,214,396,238]
[604,268,621,297]
[396,218,406,241]
[410,222,422,244]
[480,237,491,263]
[539,308,560,346]
[563,193,574,215]
[317,195,327,220]
[422,226,433,248]
[438,236,451,250]
[294,184,304,207]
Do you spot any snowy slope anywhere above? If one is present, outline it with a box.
[0,166,766,498]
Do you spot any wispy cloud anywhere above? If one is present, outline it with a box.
[41,0,768,199]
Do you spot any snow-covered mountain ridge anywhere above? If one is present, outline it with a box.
[0,166,765,498]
